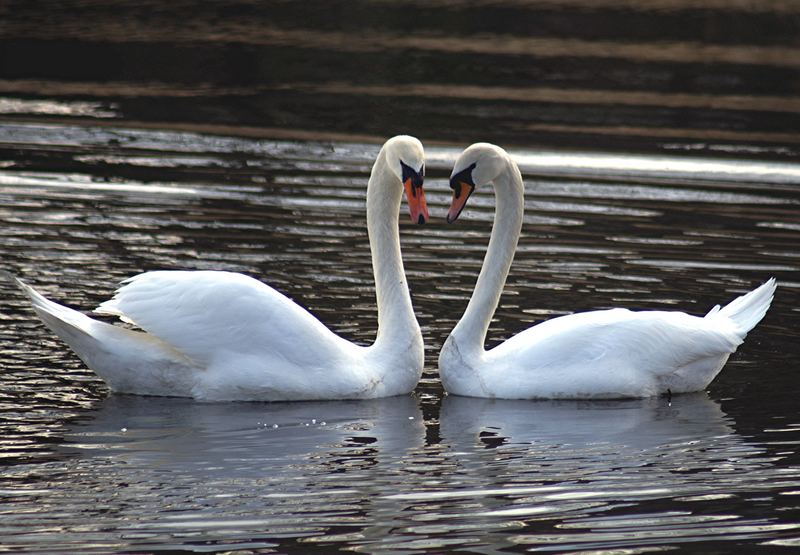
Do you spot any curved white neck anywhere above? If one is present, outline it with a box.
[451,158,524,355]
[366,150,419,351]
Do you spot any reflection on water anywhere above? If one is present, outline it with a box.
[2,0,800,551]
[2,394,799,553]
[4,396,426,553]
[441,393,733,450]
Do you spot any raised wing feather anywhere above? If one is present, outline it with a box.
[95,270,351,366]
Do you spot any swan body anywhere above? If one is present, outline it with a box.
[16,135,429,401]
[439,143,776,399]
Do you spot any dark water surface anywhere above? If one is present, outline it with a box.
[2,1,800,553]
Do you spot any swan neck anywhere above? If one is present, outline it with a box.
[453,160,524,354]
[366,151,418,349]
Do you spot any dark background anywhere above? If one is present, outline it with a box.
[2,0,800,157]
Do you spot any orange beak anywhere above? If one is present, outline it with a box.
[446,181,475,223]
[404,178,429,224]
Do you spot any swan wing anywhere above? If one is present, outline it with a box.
[491,308,742,396]
[94,270,351,367]
[500,309,740,370]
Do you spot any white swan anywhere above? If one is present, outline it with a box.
[15,135,429,401]
[439,143,776,399]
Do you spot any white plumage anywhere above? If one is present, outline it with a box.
[15,135,429,401]
[439,143,776,399]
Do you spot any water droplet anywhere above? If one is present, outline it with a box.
[120,427,128,432]
[272,424,279,429]
[408,416,414,420]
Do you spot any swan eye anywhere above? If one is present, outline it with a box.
[400,159,429,224]
[400,160,424,196]
[449,163,477,198]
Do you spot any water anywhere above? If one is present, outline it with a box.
[2,1,800,553]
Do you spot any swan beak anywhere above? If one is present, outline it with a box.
[404,177,429,224]
[446,181,474,223]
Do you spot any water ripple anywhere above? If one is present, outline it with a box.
[1,121,799,553]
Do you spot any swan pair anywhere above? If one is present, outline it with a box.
[14,136,776,401]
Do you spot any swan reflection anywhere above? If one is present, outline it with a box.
[63,394,425,476]
[436,393,778,511]
[440,392,738,451]
[20,393,793,554]
[36,395,428,551]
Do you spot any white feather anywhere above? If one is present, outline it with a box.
[13,136,426,401]
[439,144,776,399]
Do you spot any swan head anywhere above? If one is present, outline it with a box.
[382,135,428,224]
[447,143,508,223]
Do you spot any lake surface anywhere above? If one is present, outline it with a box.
[2,1,800,553]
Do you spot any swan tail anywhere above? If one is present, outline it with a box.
[12,275,197,395]
[706,278,777,336]
[14,276,101,346]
